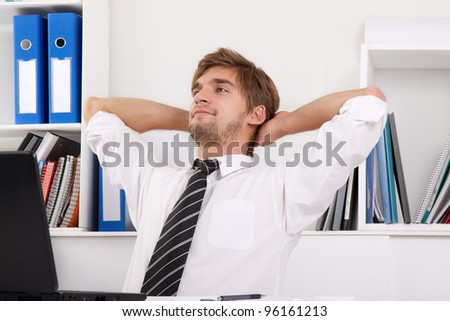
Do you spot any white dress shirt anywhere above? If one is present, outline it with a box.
[86,95,387,296]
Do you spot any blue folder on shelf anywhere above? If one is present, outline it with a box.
[366,148,375,224]
[13,15,48,124]
[375,130,392,224]
[48,13,82,124]
[98,168,129,232]
[383,117,398,223]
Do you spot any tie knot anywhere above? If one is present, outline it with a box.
[193,158,220,176]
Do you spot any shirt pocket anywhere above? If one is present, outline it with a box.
[207,199,255,251]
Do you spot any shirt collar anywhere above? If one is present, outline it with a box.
[215,154,254,177]
[203,154,254,177]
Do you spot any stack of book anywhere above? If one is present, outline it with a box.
[316,168,358,231]
[365,113,450,225]
[18,131,81,228]
[414,131,450,224]
[364,113,411,225]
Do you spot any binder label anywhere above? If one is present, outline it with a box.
[18,60,37,114]
[102,173,121,222]
[51,58,72,113]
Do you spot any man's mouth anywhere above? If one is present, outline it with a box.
[193,108,215,117]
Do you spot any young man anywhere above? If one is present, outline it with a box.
[84,48,387,297]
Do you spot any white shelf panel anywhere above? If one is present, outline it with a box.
[363,43,450,69]
[0,122,81,132]
[0,1,82,19]
[0,0,82,6]
[302,229,450,237]
[356,223,450,233]
[50,228,137,237]
[0,123,81,143]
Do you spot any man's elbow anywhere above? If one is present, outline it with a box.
[83,96,102,123]
[365,86,386,102]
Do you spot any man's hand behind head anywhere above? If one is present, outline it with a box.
[256,111,291,147]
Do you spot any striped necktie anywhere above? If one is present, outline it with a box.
[140,158,220,296]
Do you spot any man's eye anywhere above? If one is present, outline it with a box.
[216,87,227,93]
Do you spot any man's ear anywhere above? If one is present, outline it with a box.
[247,105,266,125]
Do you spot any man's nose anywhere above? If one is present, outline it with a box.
[194,88,210,104]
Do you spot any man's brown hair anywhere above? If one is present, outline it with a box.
[192,48,280,126]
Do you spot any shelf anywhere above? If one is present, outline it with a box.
[50,228,137,237]
[302,230,450,237]
[363,43,450,69]
[0,0,82,21]
[0,123,82,151]
[0,0,82,6]
[0,122,81,134]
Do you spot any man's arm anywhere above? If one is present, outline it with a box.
[83,97,189,133]
[257,86,385,144]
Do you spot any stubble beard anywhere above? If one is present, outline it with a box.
[189,115,245,149]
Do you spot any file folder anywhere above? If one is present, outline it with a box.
[13,15,48,124]
[48,13,82,124]
[98,168,129,231]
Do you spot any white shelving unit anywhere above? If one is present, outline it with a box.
[357,43,450,231]
[0,1,96,232]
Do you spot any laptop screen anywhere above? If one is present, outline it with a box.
[0,151,58,293]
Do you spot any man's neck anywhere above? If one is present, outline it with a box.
[197,141,250,159]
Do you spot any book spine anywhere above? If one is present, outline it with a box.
[50,156,74,227]
[376,130,392,224]
[366,148,375,223]
[427,172,450,224]
[384,117,398,223]
[41,161,56,204]
[388,113,411,223]
[322,192,337,231]
[58,157,79,227]
[414,131,450,223]
[332,181,348,231]
[433,195,450,223]
[45,157,65,225]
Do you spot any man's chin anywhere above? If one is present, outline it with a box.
[189,122,217,137]
[189,133,213,144]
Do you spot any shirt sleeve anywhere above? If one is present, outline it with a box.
[85,111,153,227]
[284,95,387,236]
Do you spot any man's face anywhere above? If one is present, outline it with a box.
[189,66,249,147]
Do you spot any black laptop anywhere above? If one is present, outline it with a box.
[0,151,146,301]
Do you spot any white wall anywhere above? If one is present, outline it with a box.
[107,0,450,108]
[105,0,450,163]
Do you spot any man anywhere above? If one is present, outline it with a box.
[84,48,387,297]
